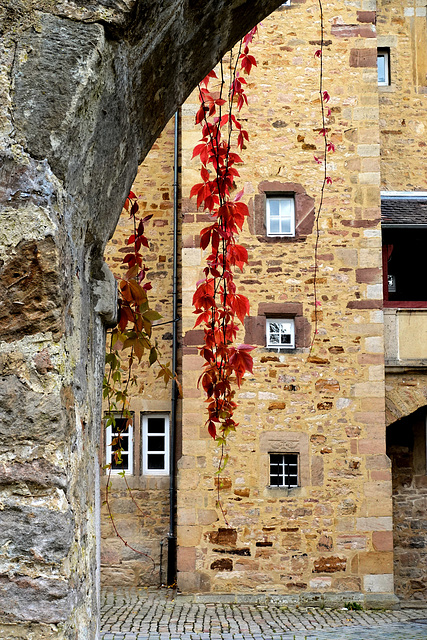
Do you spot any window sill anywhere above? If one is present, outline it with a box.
[261,347,308,354]
[265,485,303,496]
[266,346,295,351]
[383,301,427,309]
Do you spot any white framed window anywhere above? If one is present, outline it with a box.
[266,318,295,349]
[266,196,295,237]
[142,413,170,476]
[377,49,390,86]
[269,453,299,488]
[105,414,134,474]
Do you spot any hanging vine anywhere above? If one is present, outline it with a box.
[191,29,258,440]
[103,192,172,560]
[190,29,258,514]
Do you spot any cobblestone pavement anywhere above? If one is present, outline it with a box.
[100,589,427,640]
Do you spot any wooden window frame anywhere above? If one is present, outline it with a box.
[249,181,315,243]
[266,195,295,237]
[105,414,134,475]
[141,413,170,476]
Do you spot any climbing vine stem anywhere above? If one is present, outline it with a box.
[310,0,334,355]
[103,192,173,561]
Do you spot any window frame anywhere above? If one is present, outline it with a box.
[382,192,427,308]
[266,317,295,349]
[269,452,299,488]
[105,414,134,475]
[266,195,296,238]
[141,413,170,476]
[377,48,390,86]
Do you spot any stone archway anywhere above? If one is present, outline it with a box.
[386,406,427,601]
[385,370,427,426]
[385,371,427,602]
[0,2,284,638]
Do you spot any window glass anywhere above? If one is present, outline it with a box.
[377,49,389,86]
[269,453,299,487]
[105,415,134,474]
[142,413,170,475]
[266,318,295,349]
[147,454,166,470]
[266,196,295,237]
[147,417,165,433]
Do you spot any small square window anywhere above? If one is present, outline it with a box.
[266,196,295,237]
[142,413,170,476]
[266,318,295,349]
[105,415,134,474]
[269,453,299,488]
[377,49,390,86]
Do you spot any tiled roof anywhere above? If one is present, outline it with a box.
[381,198,427,225]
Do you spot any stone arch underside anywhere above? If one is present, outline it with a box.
[385,371,427,426]
[0,1,284,638]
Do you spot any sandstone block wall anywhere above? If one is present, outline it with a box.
[177,0,395,601]
[100,0,427,606]
[377,0,427,190]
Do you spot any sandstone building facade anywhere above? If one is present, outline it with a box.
[102,0,427,606]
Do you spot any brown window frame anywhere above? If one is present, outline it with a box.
[249,180,315,242]
[244,302,311,349]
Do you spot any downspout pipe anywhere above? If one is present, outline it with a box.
[167,110,179,586]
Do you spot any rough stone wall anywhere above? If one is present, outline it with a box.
[101,121,176,587]
[177,0,396,604]
[387,408,427,600]
[377,0,427,190]
[386,370,427,426]
[0,0,285,636]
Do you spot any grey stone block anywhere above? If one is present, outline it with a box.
[323,591,364,608]
[0,376,65,443]
[0,504,73,563]
[365,593,401,609]
[0,574,75,623]
[193,594,235,603]
[235,593,267,604]
[299,592,325,607]
[268,594,300,607]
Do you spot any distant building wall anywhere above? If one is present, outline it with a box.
[101,0,427,605]
[377,0,427,191]
[101,121,177,587]
[177,1,395,603]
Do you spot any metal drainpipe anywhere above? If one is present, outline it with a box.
[167,110,179,586]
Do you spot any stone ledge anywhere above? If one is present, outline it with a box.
[174,591,401,609]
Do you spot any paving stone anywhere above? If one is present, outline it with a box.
[100,588,427,640]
